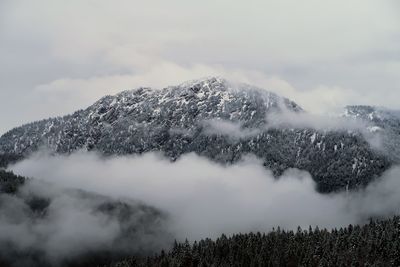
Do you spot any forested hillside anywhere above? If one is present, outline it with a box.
[0,170,171,267]
[0,78,392,193]
[110,217,400,267]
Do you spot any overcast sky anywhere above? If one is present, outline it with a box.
[1,0,399,134]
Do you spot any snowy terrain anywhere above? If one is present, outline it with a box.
[0,77,394,192]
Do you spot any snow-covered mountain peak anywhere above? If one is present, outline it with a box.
[85,77,303,126]
[173,76,282,100]
[176,76,227,90]
[0,78,393,193]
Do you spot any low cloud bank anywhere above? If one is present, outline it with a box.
[265,110,384,150]
[202,119,262,139]
[9,151,400,244]
[266,111,368,132]
[200,109,384,151]
[0,175,171,266]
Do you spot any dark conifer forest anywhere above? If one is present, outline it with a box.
[110,218,400,267]
[2,170,400,266]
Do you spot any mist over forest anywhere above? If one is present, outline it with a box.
[1,0,400,266]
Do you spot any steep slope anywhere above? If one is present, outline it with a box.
[344,105,400,162]
[0,77,390,192]
[0,77,301,155]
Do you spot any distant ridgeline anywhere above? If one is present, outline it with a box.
[0,170,171,267]
[1,77,398,192]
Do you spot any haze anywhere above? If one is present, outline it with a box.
[1,0,400,134]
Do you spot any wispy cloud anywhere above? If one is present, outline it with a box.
[1,0,399,134]
[9,151,400,242]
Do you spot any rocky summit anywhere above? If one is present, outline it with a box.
[0,77,393,192]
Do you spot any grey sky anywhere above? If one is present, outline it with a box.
[1,0,399,134]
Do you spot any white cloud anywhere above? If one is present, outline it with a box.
[29,63,368,117]
[0,177,170,265]
[9,151,400,242]
[1,0,399,134]
[202,119,262,139]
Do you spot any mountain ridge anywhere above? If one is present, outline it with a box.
[0,77,393,192]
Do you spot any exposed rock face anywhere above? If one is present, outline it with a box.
[0,77,392,192]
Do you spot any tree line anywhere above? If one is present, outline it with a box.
[110,217,400,267]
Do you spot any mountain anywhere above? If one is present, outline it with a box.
[344,105,400,162]
[0,77,391,192]
[0,170,171,267]
[344,105,400,123]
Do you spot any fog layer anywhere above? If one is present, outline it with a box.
[0,176,171,266]
[10,151,400,242]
